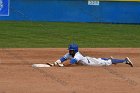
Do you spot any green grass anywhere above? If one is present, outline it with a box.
[0,21,140,48]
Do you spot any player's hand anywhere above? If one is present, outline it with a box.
[53,60,64,67]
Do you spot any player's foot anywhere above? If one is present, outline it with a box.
[125,57,133,67]
[110,56,113,60]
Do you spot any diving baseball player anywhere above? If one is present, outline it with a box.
[49,43,133,67]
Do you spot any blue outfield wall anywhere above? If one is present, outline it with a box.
[0,0,140,23]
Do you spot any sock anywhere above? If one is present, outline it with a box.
[111,59,126,64]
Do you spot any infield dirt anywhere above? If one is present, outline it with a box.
[0,48,140,93]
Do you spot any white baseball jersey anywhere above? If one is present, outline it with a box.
[63,52,112,66]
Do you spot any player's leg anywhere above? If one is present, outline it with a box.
[85,56,133,67]
[110,57,133,67]
[111,58,125,64]
[101,56,133,67]
[86,57,112,66]
[101,57,129,64]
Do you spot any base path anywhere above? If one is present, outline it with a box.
[0,48,140,93]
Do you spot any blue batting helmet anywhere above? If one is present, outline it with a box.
[68,43,78,53]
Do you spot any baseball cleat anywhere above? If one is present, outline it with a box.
[110,56,113,60]
[125,57,133,67]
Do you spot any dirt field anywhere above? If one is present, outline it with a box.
[0,48,140,93]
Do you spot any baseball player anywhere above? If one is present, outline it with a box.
[49,43,133,67]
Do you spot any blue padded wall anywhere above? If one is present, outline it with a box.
[0,0,140,23]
